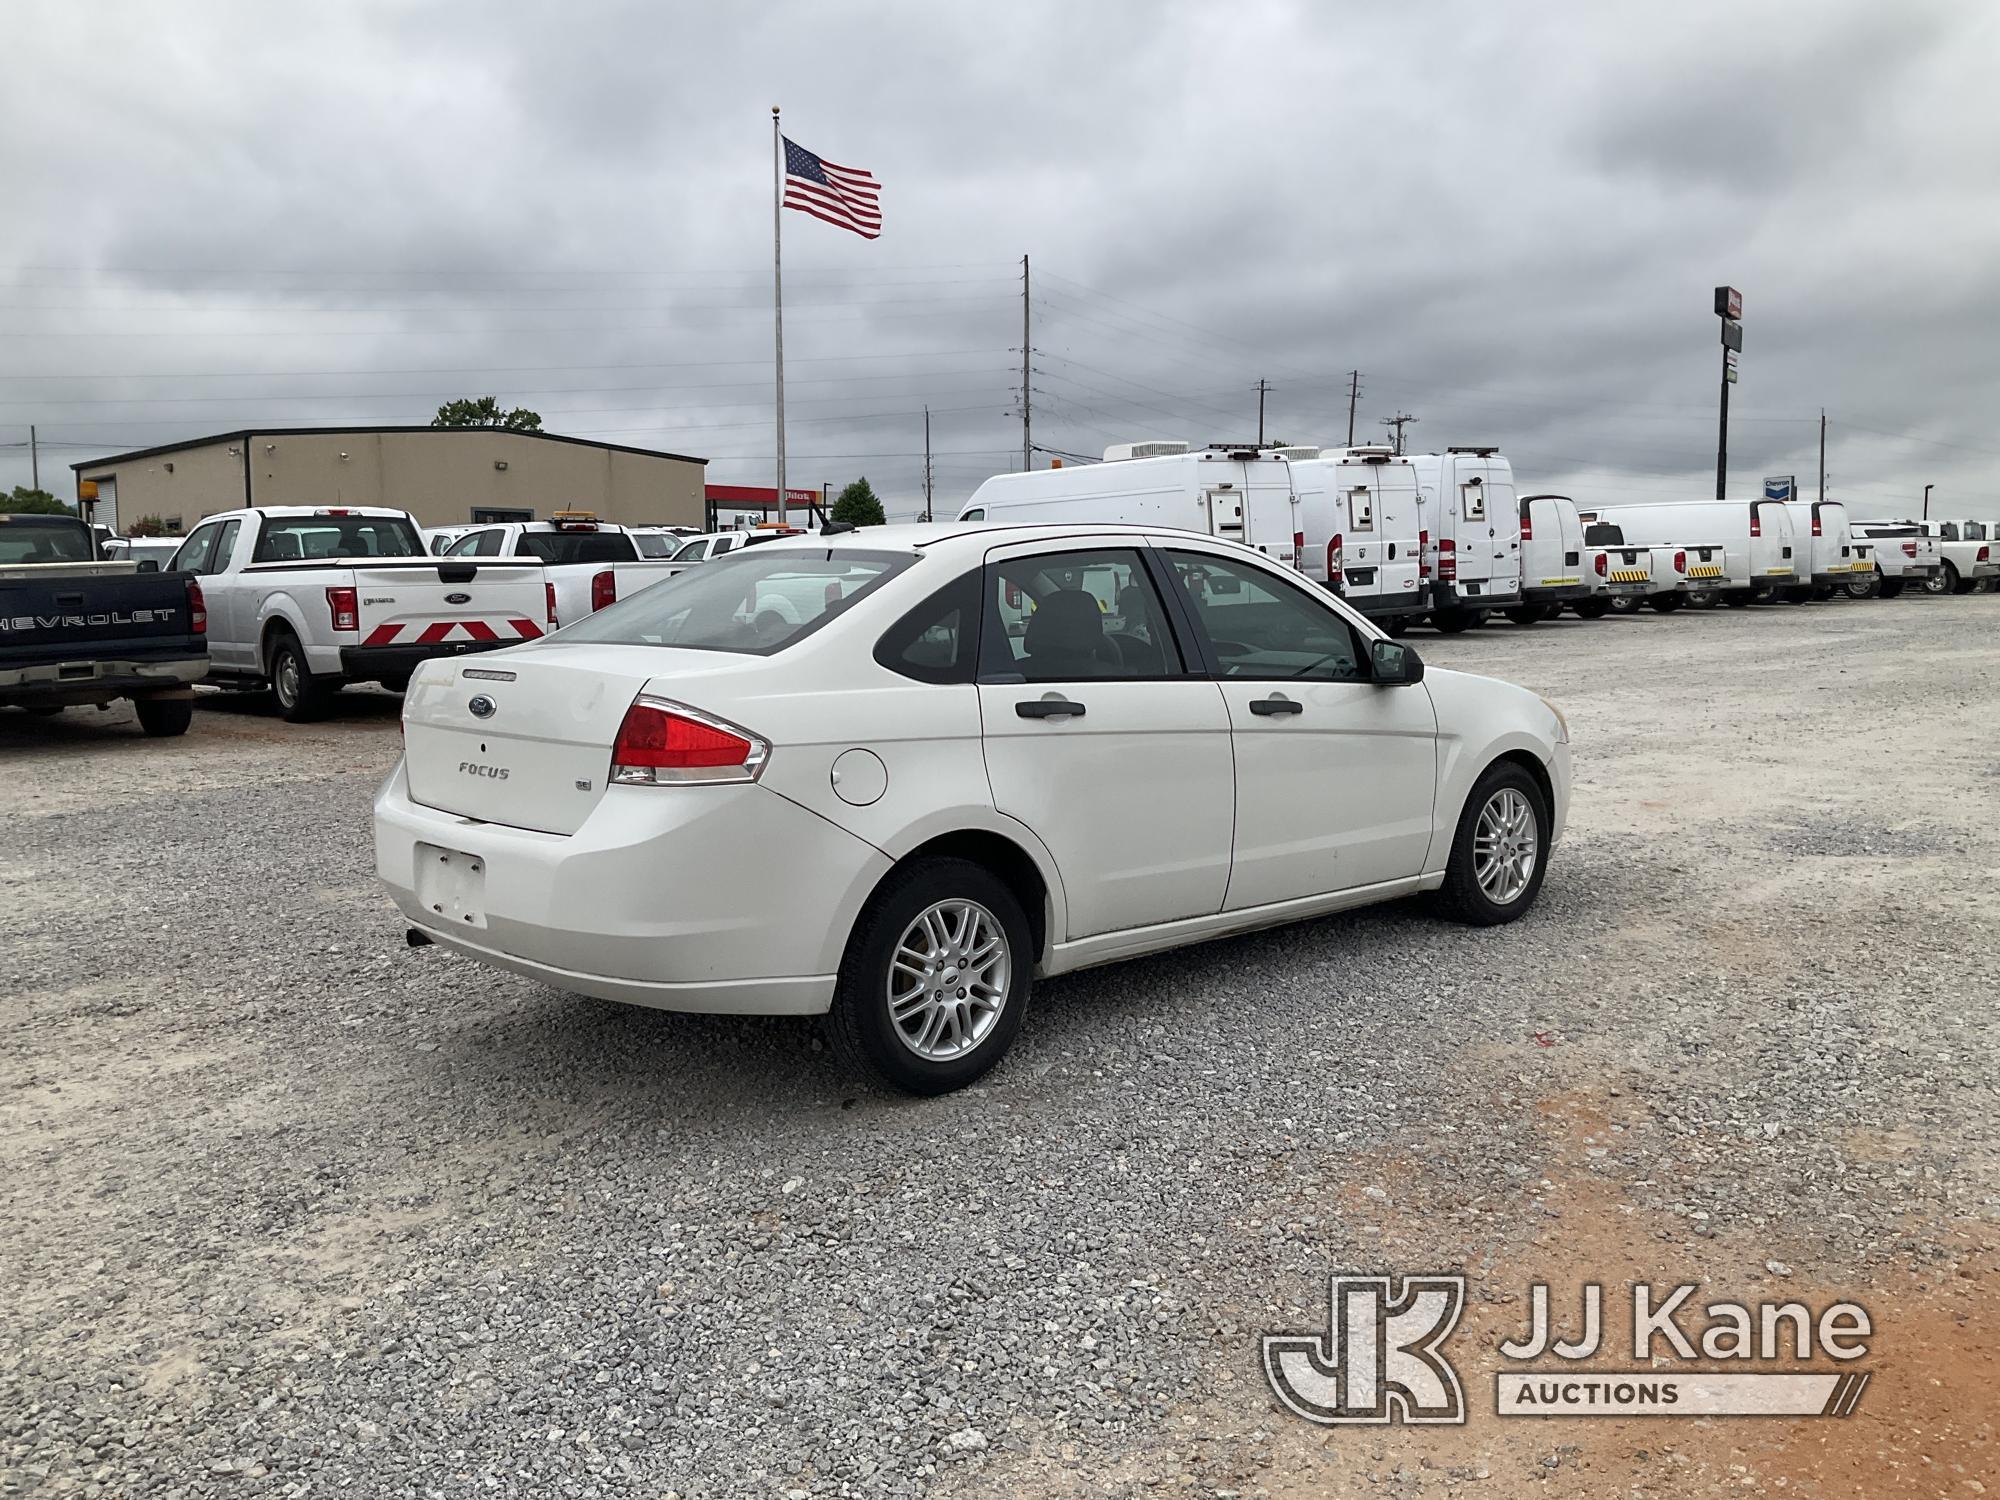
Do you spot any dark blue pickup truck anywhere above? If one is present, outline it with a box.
[0,512,209,736]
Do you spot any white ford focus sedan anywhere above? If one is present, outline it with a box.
[376,522,1570,1093]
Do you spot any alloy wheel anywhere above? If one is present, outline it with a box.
[887,899,1010,1061]
[1473,788,1538,905]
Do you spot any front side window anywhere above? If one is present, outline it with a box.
[253,515,423,563]
[557,547,911,654]
[1166,550,1367,682]
[961,507,986,521]
[980,548,1182,682]
[446,529,504,557]
[168,522,222,574]
[675,539,710,561]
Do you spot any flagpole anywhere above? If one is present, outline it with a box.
[771,106,788,528]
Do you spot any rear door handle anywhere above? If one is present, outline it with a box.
[1249,696,1303,716]
[1016,698,1086,719]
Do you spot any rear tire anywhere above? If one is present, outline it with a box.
[1434,762,1550,926]
[1877,578,1904,599]
[1648,593,1685,613]
[824,857,1033,1095]
[267,629,334,723]
[133,696,193,738]
[1685,590,1718,609]
[1503,605,1545,626]
[377,674,412,694]
[1430,608,1485,633]
[1845,571,1882,600]
[1609,594,1642,614]
[1384,616,1412,638]
[1724,592,1755,608]
[1948,561,1975,594]
[1571,598,1613,620]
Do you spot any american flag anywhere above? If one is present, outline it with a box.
[782,137,882,240]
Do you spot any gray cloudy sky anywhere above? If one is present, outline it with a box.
[5,0,1999,521]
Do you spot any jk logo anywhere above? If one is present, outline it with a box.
[1263,1274,1468,1425]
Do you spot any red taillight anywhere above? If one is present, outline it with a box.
[610,698,768,785]
[1519,512,1533,541]
[1438,536,1457,583]
[1291,529,1305,569]
[187,579,206,635]
[1418,528,1430,578]
[1902,541,1918,558]
[1981,546,1992,563]
[545,582,559,627]
[1750,511,1762,537]
[1674,550,1686,575]
[1327,532,1344,581]
[326,585,359,633]
[1594,552,1608,577]
[590,570,617,613]
[1812,513,1823,537]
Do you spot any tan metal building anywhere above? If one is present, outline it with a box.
[72,426,706,535]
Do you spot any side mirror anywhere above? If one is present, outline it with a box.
[1370,637,1424,686]
[136,559,160,573]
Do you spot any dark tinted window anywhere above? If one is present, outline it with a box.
[0,514,94,564]
[516,531,639,564]
[253,515,423,562]
[1583,523,1625,546]
[981,548,1183,682]
[875,568,981,684]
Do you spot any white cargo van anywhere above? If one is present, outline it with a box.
[1290,446,1427,627]
[1777,500,1859,599]
[1590,499,1800,605]
[958,441,1305,571]
[1508,494,1591,623]
[1403,448,1524,631]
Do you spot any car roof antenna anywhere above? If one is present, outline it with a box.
[820,519,858,535]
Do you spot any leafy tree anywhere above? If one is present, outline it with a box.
[5,486,73,515]
[126,514,169,537]
[432,396,543,431]
[830,476,886,527]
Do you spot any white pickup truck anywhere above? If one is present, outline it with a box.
[1847,520,1943,598]
[438,514,682,626]
[168,506,548,720]
[1924,520,1998,595]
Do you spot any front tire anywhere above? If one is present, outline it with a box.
[1430,608,1486,633]
[133,696,193,737]
[1878,578,1905,599]
[825,858,1032,1095]
[1724,591,1755,608]
[1648,593,1685,613]
[1572,597,1613,620]
[1435,763,1550,926]
[1503,605,1545,626]
[1948,561,1975,595]
[267,629,334,723]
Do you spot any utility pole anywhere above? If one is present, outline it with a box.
[29,425,37,491]
[1818,408,1826,506]
[1381,411,1417,455]
[1345,371,1361,447]
[1714,287,1742,500]
[1923,483,1934,520]
[1255,379,1270,445]
[922,405,934,521]
[1020,254,1032,472]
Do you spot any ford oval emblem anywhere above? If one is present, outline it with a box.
[445,591,471,604]
[468,694,496,719]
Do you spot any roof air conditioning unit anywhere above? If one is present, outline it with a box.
[1102,440,1190,462]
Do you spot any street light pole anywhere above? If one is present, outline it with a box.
[1923,484,1934,521]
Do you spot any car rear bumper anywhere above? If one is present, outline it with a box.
[339,641,518,679]
[1521,582,1591,606]
[373,762,891,1015]
[1429,582,1523,611]
[0,654,208,705]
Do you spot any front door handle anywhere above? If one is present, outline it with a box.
[1016,698,1086,719]
[1387,542,1397,559]
[1249,696,1303,717]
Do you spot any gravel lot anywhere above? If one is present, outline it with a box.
[4,595,1995,1498]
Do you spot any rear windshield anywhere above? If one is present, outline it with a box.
[557,547,913,654]
[1583,523,1625,546]
[515,531,639,565]
[253,515,424,562]
[0,514,94,563]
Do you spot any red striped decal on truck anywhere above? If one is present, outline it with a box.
[361,619,542,646]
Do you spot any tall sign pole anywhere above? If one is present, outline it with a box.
[772,107,788,527]
[1715,286,1742,500]
[1020,254,1032,472]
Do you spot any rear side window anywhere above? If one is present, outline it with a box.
[875,568,981,683]
[633,533,674,557]
[557,547,913,654]
[981,548,1183,682]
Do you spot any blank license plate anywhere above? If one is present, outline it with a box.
[415,843,488,929]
